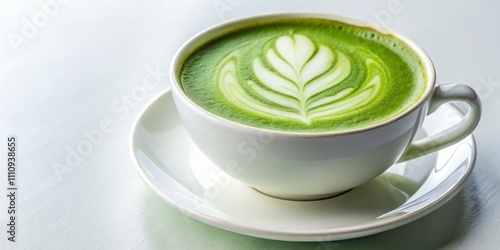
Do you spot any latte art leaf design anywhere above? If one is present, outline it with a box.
[217,34,385,124]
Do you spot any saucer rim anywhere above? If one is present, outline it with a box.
[129,88,476,241]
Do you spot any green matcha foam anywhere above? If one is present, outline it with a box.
[180,18,427,132]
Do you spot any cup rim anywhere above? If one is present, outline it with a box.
[170,11,436,137]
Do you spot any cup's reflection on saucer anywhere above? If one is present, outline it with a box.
[253,187,352,201]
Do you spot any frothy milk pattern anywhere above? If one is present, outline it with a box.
[217,34,386,124]
[180,19,427,132]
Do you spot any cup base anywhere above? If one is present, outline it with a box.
[253,188,353,201]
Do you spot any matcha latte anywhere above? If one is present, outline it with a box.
[180,18,427,132]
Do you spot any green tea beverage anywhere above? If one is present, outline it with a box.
[180,18,427,132]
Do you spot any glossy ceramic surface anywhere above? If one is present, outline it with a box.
[130,89,475,241]
[170,13,480,200]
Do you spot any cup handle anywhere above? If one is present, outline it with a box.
[398,84,482,162]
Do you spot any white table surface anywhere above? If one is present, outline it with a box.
[1,0,499,249]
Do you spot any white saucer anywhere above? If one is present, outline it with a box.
[129,89,476,242]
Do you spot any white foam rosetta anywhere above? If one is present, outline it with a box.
[217,34,384,124]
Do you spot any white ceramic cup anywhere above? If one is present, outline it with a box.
[170,13,481,201]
